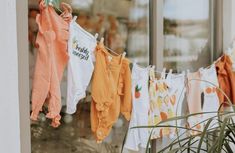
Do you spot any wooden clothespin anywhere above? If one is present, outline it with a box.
[149,65,155,80]
[95,33,99,40]
[169,69,173,75]
[72,16,77,22]
[122,52,126,58]
[100,37,104,43]
[187,69,190,75]
[161,68,166,79]
[46,0,62,13]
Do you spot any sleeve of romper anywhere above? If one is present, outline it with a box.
[119,61,132,121]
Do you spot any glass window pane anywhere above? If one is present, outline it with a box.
[163,0,211,72]
[68,0,150,65]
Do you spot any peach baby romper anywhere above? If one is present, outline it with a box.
[30,0,72,127]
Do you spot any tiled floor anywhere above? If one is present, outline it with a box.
[31,102,129,153]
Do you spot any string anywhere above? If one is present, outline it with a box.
[97,39,179,74]
[99,41,121,56]
[97,37,235,75]
[134,40,235,74]
[96,41,161,73]
[204,54,224,70]
[98,37,122,56]
[99,42,222,75]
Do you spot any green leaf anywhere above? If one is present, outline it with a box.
[157,114,226,153]
[216,117,228,153]
[224,140,233,153]
[197,118,213,153]
[146,129,154,153]
[168,146,207,153]
[187,137,192,153]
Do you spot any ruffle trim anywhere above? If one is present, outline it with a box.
[30,104,42,121]
[30,107,61,128]
[46,112,61,128]
[92,100,112,141]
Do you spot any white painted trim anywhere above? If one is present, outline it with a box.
[0,0,21,152]
[16,0,31,152]
[0,0,30,153]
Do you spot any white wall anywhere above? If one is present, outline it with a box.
[0,0,30,153]
[0,0,21,152]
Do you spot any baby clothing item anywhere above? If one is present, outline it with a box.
[31,1,72,127]
[91,41,132,142]
[216,55,235,106]
[200,64,220,129]
[186,71,203,135]
[166,71,186,137]
[148,67,173,139]
[66,17,97,114]
[124,63,150,151]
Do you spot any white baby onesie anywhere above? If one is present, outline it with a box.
[124,63,150,151]
[166,72,186,118]
[166,72,186,137]
[200,64,220,129]
[66,17,97,114]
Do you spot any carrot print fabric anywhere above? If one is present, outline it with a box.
[148,68,175,139]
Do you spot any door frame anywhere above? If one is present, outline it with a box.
[17,0,31,153]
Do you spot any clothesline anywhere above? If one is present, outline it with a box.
[98,35,235,75]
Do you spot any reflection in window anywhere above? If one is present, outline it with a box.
[67,0,150,65]
[163,0,211,72]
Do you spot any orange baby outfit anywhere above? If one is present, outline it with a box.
[91,42,132,142]
[187,71,202,115]
[30,1,72,127]
[216,55,235,105]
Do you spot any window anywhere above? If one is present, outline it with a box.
[163,0,212,71]
[150,0,222,151]
[152,0,219,72]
